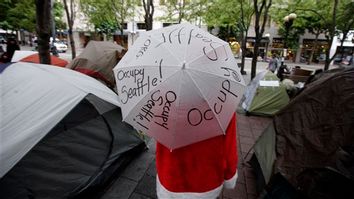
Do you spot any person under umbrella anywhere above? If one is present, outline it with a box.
[113,23,245,198]
[156,113,238,198]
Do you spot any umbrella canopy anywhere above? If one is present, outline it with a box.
[11,50,68,67]
[114,23,246,150]
[67,41,125,87]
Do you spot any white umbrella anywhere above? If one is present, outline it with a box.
[113,23,245,150]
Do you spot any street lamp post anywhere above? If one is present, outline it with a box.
[264,33,270,62]
[281,13,297,66]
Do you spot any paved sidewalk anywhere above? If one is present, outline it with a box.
[223,114,272,199]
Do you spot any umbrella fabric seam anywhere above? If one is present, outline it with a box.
[186,67,245,87]
[184,70,225,133]
[150,34,184,64]
[186,42,228,66]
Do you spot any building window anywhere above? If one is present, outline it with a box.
[137,23,146,30]
[163,22,178,27]
[122,23,128,29]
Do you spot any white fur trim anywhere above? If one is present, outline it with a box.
[156,170,238,199]
[224,171,238,189]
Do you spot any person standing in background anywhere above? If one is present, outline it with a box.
[1,38,20,63]
[267,54,278,73]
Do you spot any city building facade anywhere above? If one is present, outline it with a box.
[64,0,352,64]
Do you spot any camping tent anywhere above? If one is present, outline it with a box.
[0,62,145,198]
[11,50,68,67]
[66,41,125,88]
[10,50,37,61]
[251,67,354,198]
[242,70,290,116]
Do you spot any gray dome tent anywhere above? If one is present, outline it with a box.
[66,41,125,88]
[0,62,145,198]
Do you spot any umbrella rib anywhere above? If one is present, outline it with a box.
[173,71,184,149]
[186,67,245,87]
[186,43,229,66]
[184,70,225,133]
[150,34,184,64]
[118,64,178,69]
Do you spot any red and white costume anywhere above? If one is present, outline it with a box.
[156,113,238,198]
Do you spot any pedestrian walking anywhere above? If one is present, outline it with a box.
[277,64,291,81]
[156,113,238,198]
[267,54,278,73]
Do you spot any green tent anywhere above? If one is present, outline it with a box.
[242,70,289,116]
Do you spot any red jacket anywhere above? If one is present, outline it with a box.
[156,113,238,198]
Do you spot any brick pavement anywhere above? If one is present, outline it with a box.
[101,113,272,199]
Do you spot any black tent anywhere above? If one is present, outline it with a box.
[250,67,354,199]
[0,98,145,199]
[0,62,146,199]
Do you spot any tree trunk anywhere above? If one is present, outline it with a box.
[143,0,154,31]
[324,0,338,71]
[178,0,184,23]
[251,0,272,79]
[63,0,76,59]
[324,46,331,70]
[308,32,319,64]
[68,29,76,58]
[35,0,51,64]
[251,41,260,79]
[240,31,248,75]
[120,22,125,47]
[339,31,349,60]
[29,33,33,47]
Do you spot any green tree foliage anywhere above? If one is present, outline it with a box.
[205,0,238,41]
[204,0,253,75]
[270,0,306,50]
[0,0,64,33]
[80,0,117,33]
[160,0,209,24]
[336,0,354,57]
[0,0,16,30]
[204,0,239,27]
[53,1,66,30]
[2,0,36,32]
[273,0,351,70]
[80,0,138,39]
